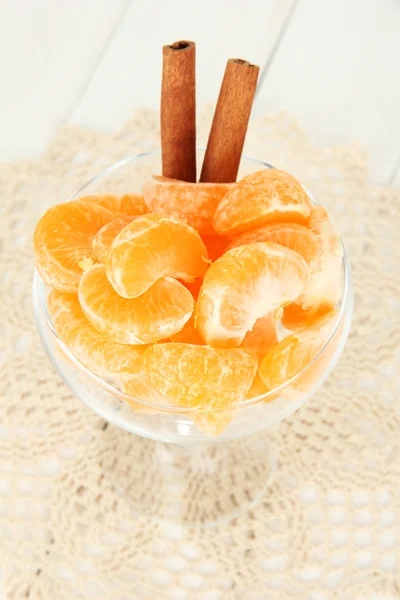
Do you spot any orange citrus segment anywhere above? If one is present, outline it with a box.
[123,371,235,435]
[144,343,257,411]
[283,206,343,330]
[213,168,311,235]
[259,311,338,392]
[201,234,232,262]
[93,216,136,263]
[143,176,233,234]
[308,207,342,295]
[79,194,149,216]
[181,278,203,300]
[283,302,335,331]
[78,264,194,345]
[121,372,172,413]
[241,312,278,360]
[196,242,309,348]
[48,290,146,376]
[106,213,210,298]
[169,315,204,345]
[246,373,269,400]
[228,222,320,267]
[309,206,339,252]
[34,200,115,293]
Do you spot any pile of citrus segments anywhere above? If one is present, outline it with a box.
[34,168,342,435]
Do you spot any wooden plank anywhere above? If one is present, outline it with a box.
[254,0,400,184]
[0,0,126,160]
[70,0,295,135]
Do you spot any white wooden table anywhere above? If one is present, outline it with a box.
[1,0,400,185]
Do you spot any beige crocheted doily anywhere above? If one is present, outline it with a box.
[1,109,399,600]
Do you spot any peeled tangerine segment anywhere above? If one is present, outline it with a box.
[106,213,209,298]
[48,290,146,376]
[33,200,115,293]
[144,343,257,411]
[169,315,204,345]
[246,373,270,400]
[181,278,203,300]
[79,193,149,217]
[122,370,233,436]
[240,312,278,361]
[143,175,233,234]
[213,168,311,235]
[228,222,320,267]
[201,234,233,262]
[78,264,194,345]
[93,216,136,263]
[259,311,338,393]
[196,242,309,348]
[144,343,257,435]
[121,372,172,414]
[283,206,343,330]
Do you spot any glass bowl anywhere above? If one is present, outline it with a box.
[33,149,353,525]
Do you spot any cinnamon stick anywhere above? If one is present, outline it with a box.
[200,59,259,183]
[161,40,196,182]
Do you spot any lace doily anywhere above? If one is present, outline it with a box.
[1,109,399,600]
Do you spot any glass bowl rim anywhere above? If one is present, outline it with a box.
[34,149,351,413]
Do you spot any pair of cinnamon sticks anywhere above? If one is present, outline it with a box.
[161,41,259,184]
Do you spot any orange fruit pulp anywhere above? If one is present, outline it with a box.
[213,168,311,235]
[143,175,233,234]
[48,290,146,376]
[34,200,115,293]
[196,242,309,347]
[120,372,173,414]
[240,312,278,361]
[144,343,257,412]
[201,234,233,262]
[259,311,339,394]
[227,222,320,267]
[93,216,136,263]
[78,193,149,216]
[168,315,204,345]
[78,263,194,345]
[106,213,210,298]
[283,206,343,330]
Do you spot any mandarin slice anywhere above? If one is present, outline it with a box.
[93,216,136,263]
[309,206,339,252]
[144,343,257,412]
[121,372,172,413]
[143,176,233,234]
[283,302,335,331]
[34,200,115,293]
[245,373,269,400]
[123,371,233,435]
[169,315,204,345]
[241,312,278,360]
[106,213,209,298]
[181,278,203,300]
[283,206,343,330]
[196,242,309,348]
[78,264,194,345]
[227,222,320,267]
[79,193,149,216]
[201,234,232,262]
[213,168,311,235]
[48,290,146,376]
[259,311,338,392]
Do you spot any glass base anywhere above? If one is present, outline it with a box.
[99,428,279,527]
